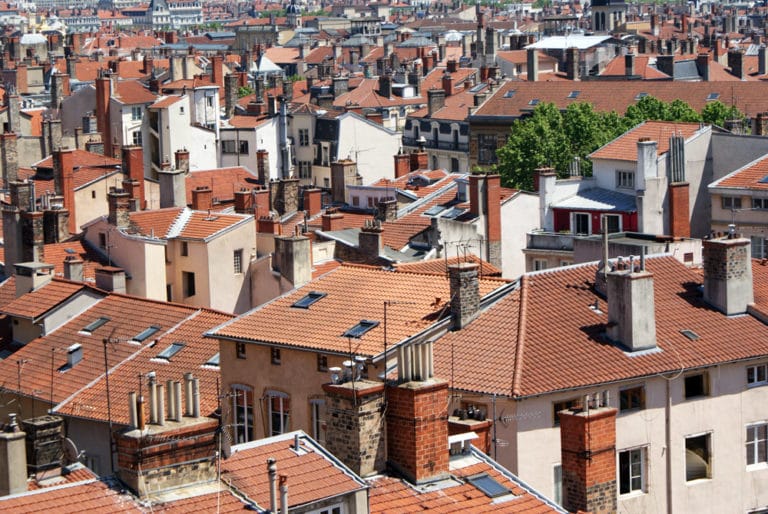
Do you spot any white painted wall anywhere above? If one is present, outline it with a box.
[501,191,539,278]
[336,113,401,184]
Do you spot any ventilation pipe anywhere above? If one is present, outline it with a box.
[149,373,158,424]
[396,342,434,383]
[280,475,289,514]
[166,380,175,421]
[174,381,183,421]
[184,373,193,416]
[128,392,138,429]
[157,383,165,426]
[192,377,200,418]
[137,394,145,430]
[268,458,278,513]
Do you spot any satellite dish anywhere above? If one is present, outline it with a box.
[63,437,83,465]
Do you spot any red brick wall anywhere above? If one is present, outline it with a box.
[304,188,322,217]
[410,151,428,171]
[668,182,690,238]
[394,153,410,178]
[559,407,617,514]
[95,75,111,157]
[57,149,76,234]
[386,380,449,483]
[122,146,145,209]
[192,187,213,211]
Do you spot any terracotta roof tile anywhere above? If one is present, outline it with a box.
[394,255,502,276]
[0,479,140,513]
[713,154,768,190]
[210,264,506,357]
[150,95,184,109]
[177,211,251,240]
[34,149,121,170]
[435,256,768,398]
[114,80,156,104]
[2,280,86,320]
[127,207,184,238]
[41,240,108,282]
[589,120,705,162]
[186,167,260,205]
[26,465,98,491]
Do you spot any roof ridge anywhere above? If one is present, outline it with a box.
[167,207,192,238]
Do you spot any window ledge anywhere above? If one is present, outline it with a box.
[685,478,712,486]
[747,463,768,472]
[747,382,768,389]
[618,490,646,499]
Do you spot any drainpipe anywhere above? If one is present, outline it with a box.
[666,378,673,514]
[279,96,290,179]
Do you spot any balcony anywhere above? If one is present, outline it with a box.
[402,136,468,153]
[526,231,575,252]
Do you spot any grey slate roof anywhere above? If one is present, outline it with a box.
[552,188,637,212]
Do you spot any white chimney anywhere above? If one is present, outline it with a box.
[703,235,754,315]
[67,343,83,368]
[606,255,657,352]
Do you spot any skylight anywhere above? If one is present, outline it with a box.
[635,92,648,101]
[441,207,465,220]
[759,175,768,184]
[133,325,161,343]
[157,342,185,360]
[292,291,327,309]
[82,317,110,333]
[503,89,516,98]
[204,353,220,367]
[567,90,581,99]
[528,98,540,106]
[467,474,511,498]
[706,92,720,101]
[343,320,380,338]
[424,205,447,216]
[680,329,699,341]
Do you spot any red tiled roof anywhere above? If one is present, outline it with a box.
[434,256,768,398]
[0,479,140,513]
[221,433,365,509]
[0,291,198,405]
[713,154,768,190]
[394,255,502,276]
[211,264,507,356]
[177,211,251,240]
[34,149,121,170]
[42,240,108,282]
[150,95,184,109]
[55,310,232,425]
[2,280,86,320]
[589,120,705,162]
[26,465,98,491]
[114,79,156,104]
[186,167,260,204]
[125,207,182,238]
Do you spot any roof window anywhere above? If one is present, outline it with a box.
[132,325,161,343]
[528,98,540,106]
[157,342,185,360]
[292,291,327,309]
[82,317,110,334]
[635,92,648,101]
[680,329,699,341]
[204,353,220,367]
[503,89,516,98]
[467,473,511,498]
[706,92,720,101]
[567,90,581,99]
[343,320,379,338]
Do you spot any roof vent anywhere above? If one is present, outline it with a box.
[67,343,83,368]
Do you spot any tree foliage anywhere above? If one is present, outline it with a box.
[495,96,745,188]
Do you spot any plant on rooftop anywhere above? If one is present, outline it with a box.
[237,85,254,98]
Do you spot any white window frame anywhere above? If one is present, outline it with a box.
[721,196,742,210]
[267,390,290,436]
[232,385,253,444]
[753,198,768,210]
[601,213,622,234]
[533,259,548,271]
[618,446,646,495]
[310,398,326,445]
[685,432,712,482]
[572,212,591,235]
[751,236,767,259]
[307,505,344,514]
[747,363,768,387]
[131,106,143,121]
[132,130,142,146]
[616,169,635,189]
[747,422,768,468]
[298,128,310,146]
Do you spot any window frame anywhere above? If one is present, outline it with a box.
[685,432,712,482]
[721,196,742,210]
[310,398,326,445]
[747,363,768,387]
[552,397,580,427]
[572,212,591,235]
[271,347,281,365]
[298,128,310,146]
[601,213,621,234]
[236,341,246,359]
[751,236,767,259]
[619,385,646,412]
[317,353,328,372]
[684,372,709,399]
[132,130,142,146]
[266,390,290,436]
[618,446,647,495]
[477,134,498,165]
[753,198,768,210]
[746,422,768,468]
[182,271,196,298]
[616,169,635,189]
[233,249,243,274]
[131,105,143,121]
[533,259,548,271]
[231,385,254,444]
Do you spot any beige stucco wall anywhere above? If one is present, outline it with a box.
[205,221,256,314]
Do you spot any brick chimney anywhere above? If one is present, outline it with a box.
[330,160,359,204]
[559,405,618,514]
[95,266,126,293]
[303,188,322,217]
[174,148,190,174]
[441,72,453,96]
[566,47,580,81]
[270,178,300,216]
[63,255,84,282]
[21,415,64,481]
[234,189,253,214]
[107,188,131,228]
[394,151,411,178]
[0,131,19,185]
[449,262,480,330]
[257,149,270,183]
[386,341,449,484]
[410,149,429,171]
[754,112,768,136]
[703,234,753,315]
[606,255,657,351]
[0,414,27,496]
[667,134,690,238]
[527,48,539,81]
[358,219,383,257]
[95,72,112,158]
[696,53,710,81]
[759,45,768,76]
[273,233,311,287]
[427,88,445,117]
[224,73,239,119]
[728,48,745,80]
[625,53,636,77]
[378,73,392,98]
[321,210,344,231]
[376,199,397,222]
[53,148,76,234]
[122,146,145,210]
[469,174,501,268]
[323,380,386,477]
[191,186,213,211]
[210,54,224,89]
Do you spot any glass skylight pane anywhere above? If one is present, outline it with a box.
[133,325,160,342]
[468,474,510,498]
[157,342,185,360]
[205,353,220,366]
[83,317,110,333]
[343,320,379,338]
[292,291,327,309]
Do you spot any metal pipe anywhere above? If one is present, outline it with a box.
[402,344,411,382]
[184,372,193,416]
[192,378,200,418]
[157,383,165,426]
[268,458,278,513]
[166,380,174,421]
[174,381,182,421]
[149,378,157,424]
[128,391,137,429]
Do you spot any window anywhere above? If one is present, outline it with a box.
[205,353,220,367]
[553,464,562,506]
[754,198,768,210]
[132,325,160,343]
[299,128,310,146]
[157,342,185,360]
[182,271,196,297]
[317,353,328,372]
[181,241,189,256]
[310,398,326,445]
[298,161,312,179]
[221,140,249,154]
[236,341,246,359]
[232,386,254,444]
[684,373,708,399]
[478,134,498,164]
[321,145,330,166]
[572,213,591,235]
[233,249,243,274]
[722,196,742,210]
[132,130,142,146]
[685,433,711,481]
[267,391,290,436]
[619,447,646,494]
[308,506,342,514]
[552,397,580,426]
[131,106,142,121]
[99,232,106,249]
[533,259,548,271]
[343,320,380,338]
[206,96,213,107]
[752,236,767,259]
[616,170,634,189]
[747,423,768,466]
[293,291,327,309]
[601,214,621,234]
[82,317,110,334]
[451,158,459,173]
[620,385,645,412]
[748,364,768,386]
[467,473,511,498]
[271,347,281,365]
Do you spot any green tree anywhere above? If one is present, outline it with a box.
[624,95,670,124]
[237,86,254,98]
[668,99,701,122]
[496,103,570,190]
[701,100,746,127]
